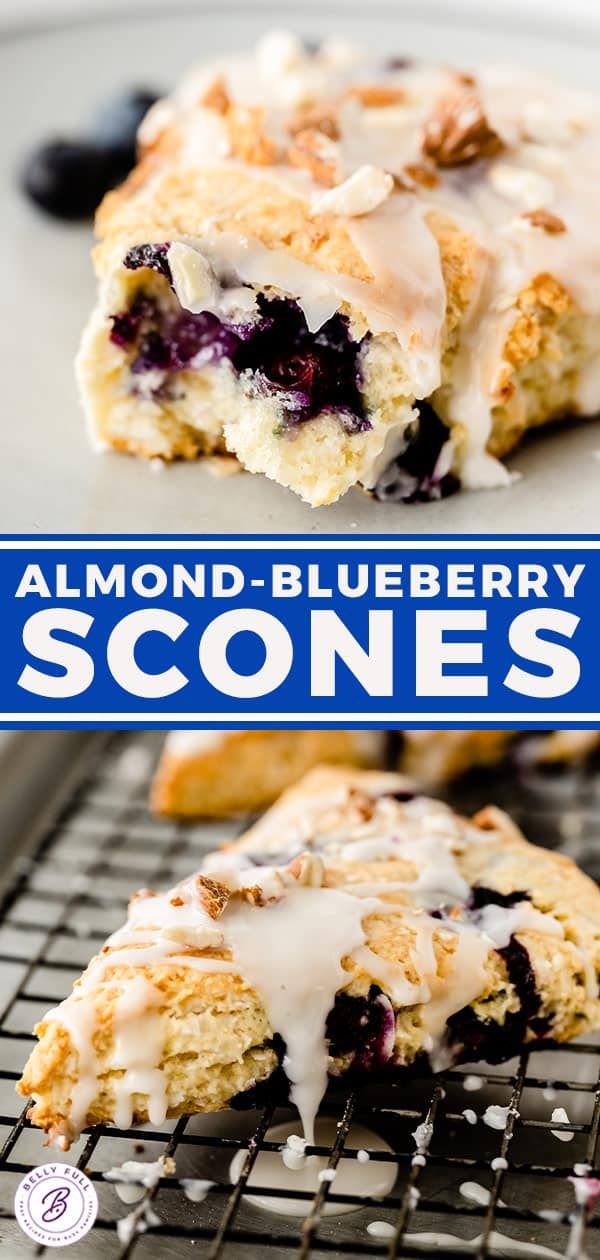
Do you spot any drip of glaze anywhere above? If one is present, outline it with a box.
[110,977,168,1130]
[223,887,375,1144]
[181,1179,215,1202]
[229,1118,396,1217]
[400,1233,563,1258]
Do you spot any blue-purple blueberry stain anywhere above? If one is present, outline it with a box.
[373,401,459,503]
[233,882,554,1110]
[326,986,396,1072]
[119,243,459,491]
[114,246,370,433]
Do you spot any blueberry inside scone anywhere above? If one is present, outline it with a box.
[19,767,600,1148]
[77,33,600,506]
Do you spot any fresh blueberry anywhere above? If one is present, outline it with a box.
[90,88,160,158]
[21,139,120,219]
[20,86,161,220]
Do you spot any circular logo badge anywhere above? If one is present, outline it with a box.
[14,1163,98,1248]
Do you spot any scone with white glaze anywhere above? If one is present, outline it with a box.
[77,33,600,507]
[19,766,600,1148]
[151,729,383,817]
[400,729,600,788]
[151,728,600,816]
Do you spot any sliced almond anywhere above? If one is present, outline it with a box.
[310,164,394,216]
[287,851,325,887]
[193,874,231,920]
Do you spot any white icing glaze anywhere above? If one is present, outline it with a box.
[165,729,237,757]
[483,1104,511,1131]
[222,886,373,1143]
[181,1179,215,1202]
[120,37,600,491]
[463,1074,484,1091]
[460,1181,491,1207]
[105,1158,167,1205]
[550,1106,574,1141]
[39,775,594,1149]
[229,1117,396,1217]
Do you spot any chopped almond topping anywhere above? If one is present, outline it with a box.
[399,162,440,190]
[520,208,567,235]
[239,884,269,907]
[422,88,503,167]
[288,105,340,141]
[227,104,280,166]
[129,887,157,906]
[194,874,230,920]
[472,806,503,833]
[199,74,230,115]
[310,164,394,217]
[287,851,325,887]
[348,84,406,108]
[287,128,342,186]
[229,877,283,908]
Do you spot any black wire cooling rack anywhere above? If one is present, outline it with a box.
[0,732,599,1259]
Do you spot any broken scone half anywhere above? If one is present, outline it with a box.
[19,766,600,1148]
[77,32,600,506]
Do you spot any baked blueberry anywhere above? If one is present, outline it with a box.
[373,402,459,504]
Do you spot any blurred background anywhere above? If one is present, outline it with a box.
[3,0,600,34]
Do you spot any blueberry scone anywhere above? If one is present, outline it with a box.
[399,729,600,789]
[151,729,384,816]
[151,728,600,816]
[76,32,600,506]
[19,766,600,1148]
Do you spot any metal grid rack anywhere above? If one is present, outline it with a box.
[0,732,599,1259]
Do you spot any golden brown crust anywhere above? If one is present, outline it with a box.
[80,49,600,500]
[19,767,600,1146]
[151,731,378,817]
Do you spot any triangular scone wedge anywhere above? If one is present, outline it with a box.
[19,767,600,1149]
[399,729,600,789]
[151,729,600,818]
[151,729,383,817]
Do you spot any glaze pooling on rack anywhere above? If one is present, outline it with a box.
[34,772,598,1150]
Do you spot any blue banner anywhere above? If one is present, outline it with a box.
[1,535,599,727]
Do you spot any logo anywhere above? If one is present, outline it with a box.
[14,1163,98,1248]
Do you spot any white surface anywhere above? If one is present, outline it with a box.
[2,1,600,533]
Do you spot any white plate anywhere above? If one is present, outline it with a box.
[2,0,600,533]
